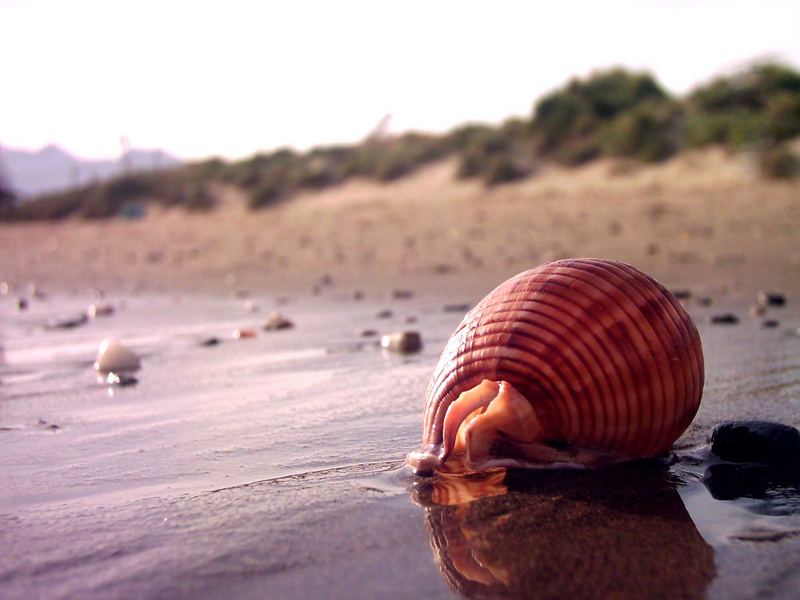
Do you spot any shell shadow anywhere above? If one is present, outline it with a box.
[411,464,715,600]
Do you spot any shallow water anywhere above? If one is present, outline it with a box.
[1,290,799,599]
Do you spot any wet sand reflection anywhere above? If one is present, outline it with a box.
[412,465,715,599]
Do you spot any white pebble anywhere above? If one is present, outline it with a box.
[94,338,141,373]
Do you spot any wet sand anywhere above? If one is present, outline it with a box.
[1,288,799,599]
[2,148,800,598]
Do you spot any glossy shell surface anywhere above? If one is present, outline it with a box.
[421,259,704,462]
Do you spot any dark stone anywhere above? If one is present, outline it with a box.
[200,337,221,346]
[444,303,471,313]
[376,309,393,319]
[16,298,28,311]
[696,297,712,307]
[45,314,89,330]
[381,331,423,354]
[671,289,692,300]
[392,289,414,300]
[709,420,800,465]
[360,329,378,337]
[762,319,780,329]
[758,292,786,307]
[710,313,739,325]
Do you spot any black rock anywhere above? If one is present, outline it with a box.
[758,292,786,307]
[360,329,378,337]
[671,289,692,300]
[710,313,739,325]
[709,420,800,465]
[16,298,28,311]
[696,297,712,307]
[376,309,393,319]
[762,319,780,329]
[200,337,221,346]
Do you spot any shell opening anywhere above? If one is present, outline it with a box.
[407,379,620,474]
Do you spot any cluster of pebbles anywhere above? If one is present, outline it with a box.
[671,287,788,328]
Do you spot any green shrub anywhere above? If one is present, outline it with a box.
[602,100,684,162]
[531,68,669,162]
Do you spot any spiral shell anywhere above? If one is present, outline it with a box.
[412,258,704,472]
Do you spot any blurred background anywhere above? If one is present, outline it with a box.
[1,0,799,293]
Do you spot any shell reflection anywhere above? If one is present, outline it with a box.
[412,466,715,599]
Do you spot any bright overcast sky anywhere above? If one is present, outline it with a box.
[1,0,799,160]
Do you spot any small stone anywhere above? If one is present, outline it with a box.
[762,319,780,329]
[87,303,114,318]
[376,309,393,319]
[243,300,259,313]
[263,312,293,331]
[106,372,138,387]
[392,289,414,300]
[318,274,334,287]
[750,305,767,317]
[0,282,10,296]
[758,292,786,307]
[233,328,257,339]
[45,314,88,330]
[353,290,364,301]
[432,264,455,275]
[381,331,423,354]
[28,284,46,300]
[360,329,378,337]
[15,298,28,311]
[708,420,800,465]
[444,303,471,313]
[696,297,712,307]
[95,339,141,373]
[200,337,221,346]
[671,290,692,300]
[405,316,417,324]
[710,313,739,325]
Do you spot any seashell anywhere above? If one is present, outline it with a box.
[94,338,141,373]
[407,258,704,474]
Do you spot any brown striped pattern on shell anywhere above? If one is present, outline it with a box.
[423,259,704,459]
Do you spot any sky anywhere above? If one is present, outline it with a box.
[1,0,799,161]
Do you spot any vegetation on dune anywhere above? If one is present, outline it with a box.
[5,62,799,221]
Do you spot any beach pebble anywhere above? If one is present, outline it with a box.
[28,285,46,300]
[361,329,378,337]
[87,303,115,318]
[376,309,393,319]
[0,282,10,296]
[263,312,293,331]
[381,331,423,354]
[696,297,712,307]
[392,289,414,300]
[45,314,88,330]
[750,305,767,317]
[243,300,259,313]
[405,316,418,324]
[233,328,257,339]
[709,420,800,465]
[353,290,365,301]
[671,289,692,300]
[758,292,786,307]
[443,303,471,313]
[15,298,28,311]
[710,313,739,325]
[106,372,138,387]
[762,319,780,329]
[94,338,141,373]
[200,337,221,346]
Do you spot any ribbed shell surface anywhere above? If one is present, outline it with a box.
[423,259,704,458]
